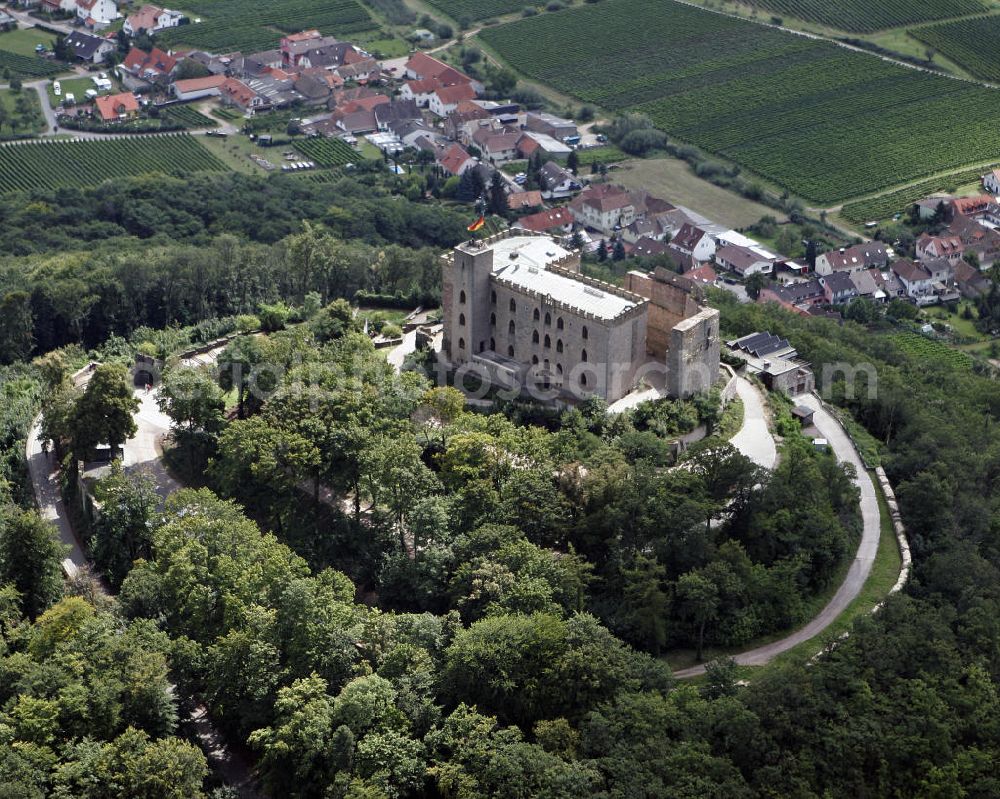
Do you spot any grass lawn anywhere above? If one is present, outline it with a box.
[196,133,268,175]
[923,300,989,341]
[48,75,117,105]
[0,27,56,57]
[0,88,45,135]
[613,156,785,230]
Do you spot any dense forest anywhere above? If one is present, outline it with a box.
[2,164,1000,797]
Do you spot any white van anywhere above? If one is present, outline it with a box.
[53,81,61,96]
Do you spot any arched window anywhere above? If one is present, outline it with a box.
[533,308,540,321]
[582,325,589,340]
[490,337,495,350]
[557,317,564,331]
[556,363,563,375]
[458,313,466,326]
[508,345,515,357]
[532,355,539,365]
[490,313,496,327]
[581,373,588,387]
[458,337,465,350]
[581,349,588,362]
[544,334,551,349]
[510,299,516,313]
[556,339,563,353]
[532,330,539,344]
[508,320,515,335]
[544,358,549,368]
[459,290,466,304]
[544,312,551,326]
[491,290,497,305]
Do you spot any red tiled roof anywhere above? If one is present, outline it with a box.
[516,207,574,233]
[94,91,139,121]
[220,77,257,106]
[434,83,475,105]
[508,190,543,210]
[438,143,473,176]
[173,74,226,93]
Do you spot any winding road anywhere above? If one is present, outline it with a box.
[674,390,882,678]
[729,377,777,470]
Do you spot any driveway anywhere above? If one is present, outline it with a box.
[729,377,777,469]
[674,391,882,677]
[123,388,181,502]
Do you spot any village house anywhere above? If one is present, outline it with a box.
[242,50,283,78]
[916,232,964,265]
[404,51,483,94]
[569,184,636,235]
[444,102,491,141]
[714,243,773,276]
[814,242,889,275]
[759,278,826,314]
[172,74,227,101]
[947,214,1000,269]
[984,169,1000,196]
[63,30,115,63]
[507,190,544,212]
[517,131,572,161]
[374,100,421,131]
[538,161,580,199]
[513,207,575,236]
[953,260,992,298]
[280,30,339,69]
[75,0,117,30]
[669,223,716,265]
[524,111,577,141]
[948,195,994,221]
[429,83,477,118]
[123,4,182,36]
[219,77,264,113]
[632,237,669,259]
[891,259,936,303]
[819,272,858,305]
[94,91,139,122]
[435,142,477,177]
[848,268,886,302]
[472,126,521,163]
[120,46,178,83]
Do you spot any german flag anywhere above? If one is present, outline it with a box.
[467,216,486,232]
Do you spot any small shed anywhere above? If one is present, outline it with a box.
[791,405,815,426]
[812,437,829,452]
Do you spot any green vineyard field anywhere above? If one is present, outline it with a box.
[160,0,376,53]
[294,137,358,167]
[0,50,64,79]
[422,0,528,21]
[163,104,219,129]
[889,333,973,370]
[480,0,1000,205]
[911,15,1000,82]
[841,165,997,223]
[751,0,984,33]
[0,134,229,194]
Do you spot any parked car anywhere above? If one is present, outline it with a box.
[53,81,61,96]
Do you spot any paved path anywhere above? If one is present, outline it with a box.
[25,419,85,578]
[124,388,181,502]
[674,391,881,677]
[729,377,777,469]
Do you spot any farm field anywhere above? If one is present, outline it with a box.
[743,0,986,33]
[910,15,1000,82]
[159,0,377,53]
[480,0,1000,206]
[0,134,229,193]
[0,27,56,57]
[162,104,218,128]
[0,46,64,79]
[421,0,527,22]
[889,332,974,370]
[612,156,784,230]
[293,137,358,167]
[839,164,999,223]
[0,88,44,136]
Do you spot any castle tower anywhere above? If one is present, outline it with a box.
[442,239,496,365]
